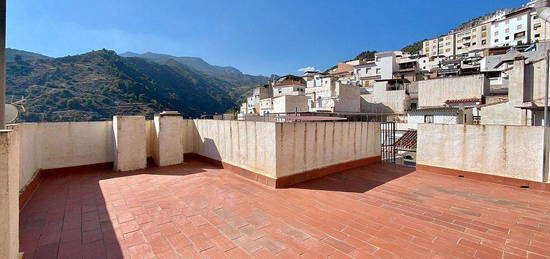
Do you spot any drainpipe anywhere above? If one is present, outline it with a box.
[536,0,550,182]
[0,0,5,129]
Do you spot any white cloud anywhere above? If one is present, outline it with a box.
[297,66,316,73]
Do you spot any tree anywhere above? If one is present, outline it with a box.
[401,40,425,54]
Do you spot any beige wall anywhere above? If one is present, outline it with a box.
[189,120,278,178]
[8,122,115,191]
[0,130,20,259]
[9,119,381,190]
[417,124,545,182]
[481,102,527,125]
[276,122,380,178]
[418,74,489,107]
[368,81,410,114]
[186,120,381,179]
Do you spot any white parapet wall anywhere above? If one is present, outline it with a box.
[189,120,278,179]
[113,116,147,171]
[276,122,381,178]
[186,120,381,180]
[417,124,545,182]
[8,122,115,191]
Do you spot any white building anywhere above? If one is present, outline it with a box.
[305,74,361,113]
[490,8,531,47]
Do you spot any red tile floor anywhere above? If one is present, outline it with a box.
[20,160,550,258]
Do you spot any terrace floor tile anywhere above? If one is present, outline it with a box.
[19,160,550,258]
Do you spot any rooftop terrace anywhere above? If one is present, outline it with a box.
[20,160,550,258]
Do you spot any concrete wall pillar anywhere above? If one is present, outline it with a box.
[0,130,20,259]
[113,116,147,171]
[152,114,184,166]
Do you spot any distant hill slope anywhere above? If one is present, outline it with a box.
[6,49,253,122]
[7,48,52,62]
[120,51,268,87]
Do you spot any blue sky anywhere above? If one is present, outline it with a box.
[8,0,527,76]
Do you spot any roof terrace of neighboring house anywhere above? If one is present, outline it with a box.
[2,115,550,259]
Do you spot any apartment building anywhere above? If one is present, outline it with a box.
[422,34,456,58]
[491,8,531,47]
[455,23,491,55]
[531,9,550,42]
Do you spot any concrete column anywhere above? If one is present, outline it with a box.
[0,130,20,259]
[113,116,147,171]
[152,114,184,166]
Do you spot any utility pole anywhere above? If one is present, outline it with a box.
[0,0,5,129]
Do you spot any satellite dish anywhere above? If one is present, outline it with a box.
[5,104,19,124]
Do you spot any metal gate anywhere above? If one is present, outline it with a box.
[381,122,396,163]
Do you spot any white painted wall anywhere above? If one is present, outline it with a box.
[417,124,545,182]
[491,12,530,47]
[276,122,381,178]
[189,120,278,178]
[10,119,381,191]
[8,122,115,191]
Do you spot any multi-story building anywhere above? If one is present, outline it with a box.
[490,7,531,47]
[455,23,491,56]
[351,51,399,87]
[530,9,550,42]
[305,74,360,113]
[272,75,306,97]
[422,34,456,58]
[422,38,439,58]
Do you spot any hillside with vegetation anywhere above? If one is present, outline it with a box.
[7,49,264,122]
[401,40,424,55]
[120,52,269,87]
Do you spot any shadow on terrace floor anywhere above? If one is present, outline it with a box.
[19,160,218,258]
[288,163,416,193]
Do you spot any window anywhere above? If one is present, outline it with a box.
[472,42,477,46]
[495,39,499,43]
[514,31,526,39]
[517,16,521,21]
[494,31,499,36]
[505,28,509,33]
[517,24,522,30]
[376,68,381,74]
[535,23,542,30]
[505,36,510,40]
[482,26,487,31]
[482,39,487,45]
[535,33,541,38]
[482,32,487,37]
[424,115,434,123]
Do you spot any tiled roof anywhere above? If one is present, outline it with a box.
[395,130,417,151]
[444,98,481,104]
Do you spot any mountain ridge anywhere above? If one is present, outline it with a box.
[6,49,258,122]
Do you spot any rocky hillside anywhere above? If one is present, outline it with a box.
[120,52,269,87]
[6,49,260,122]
